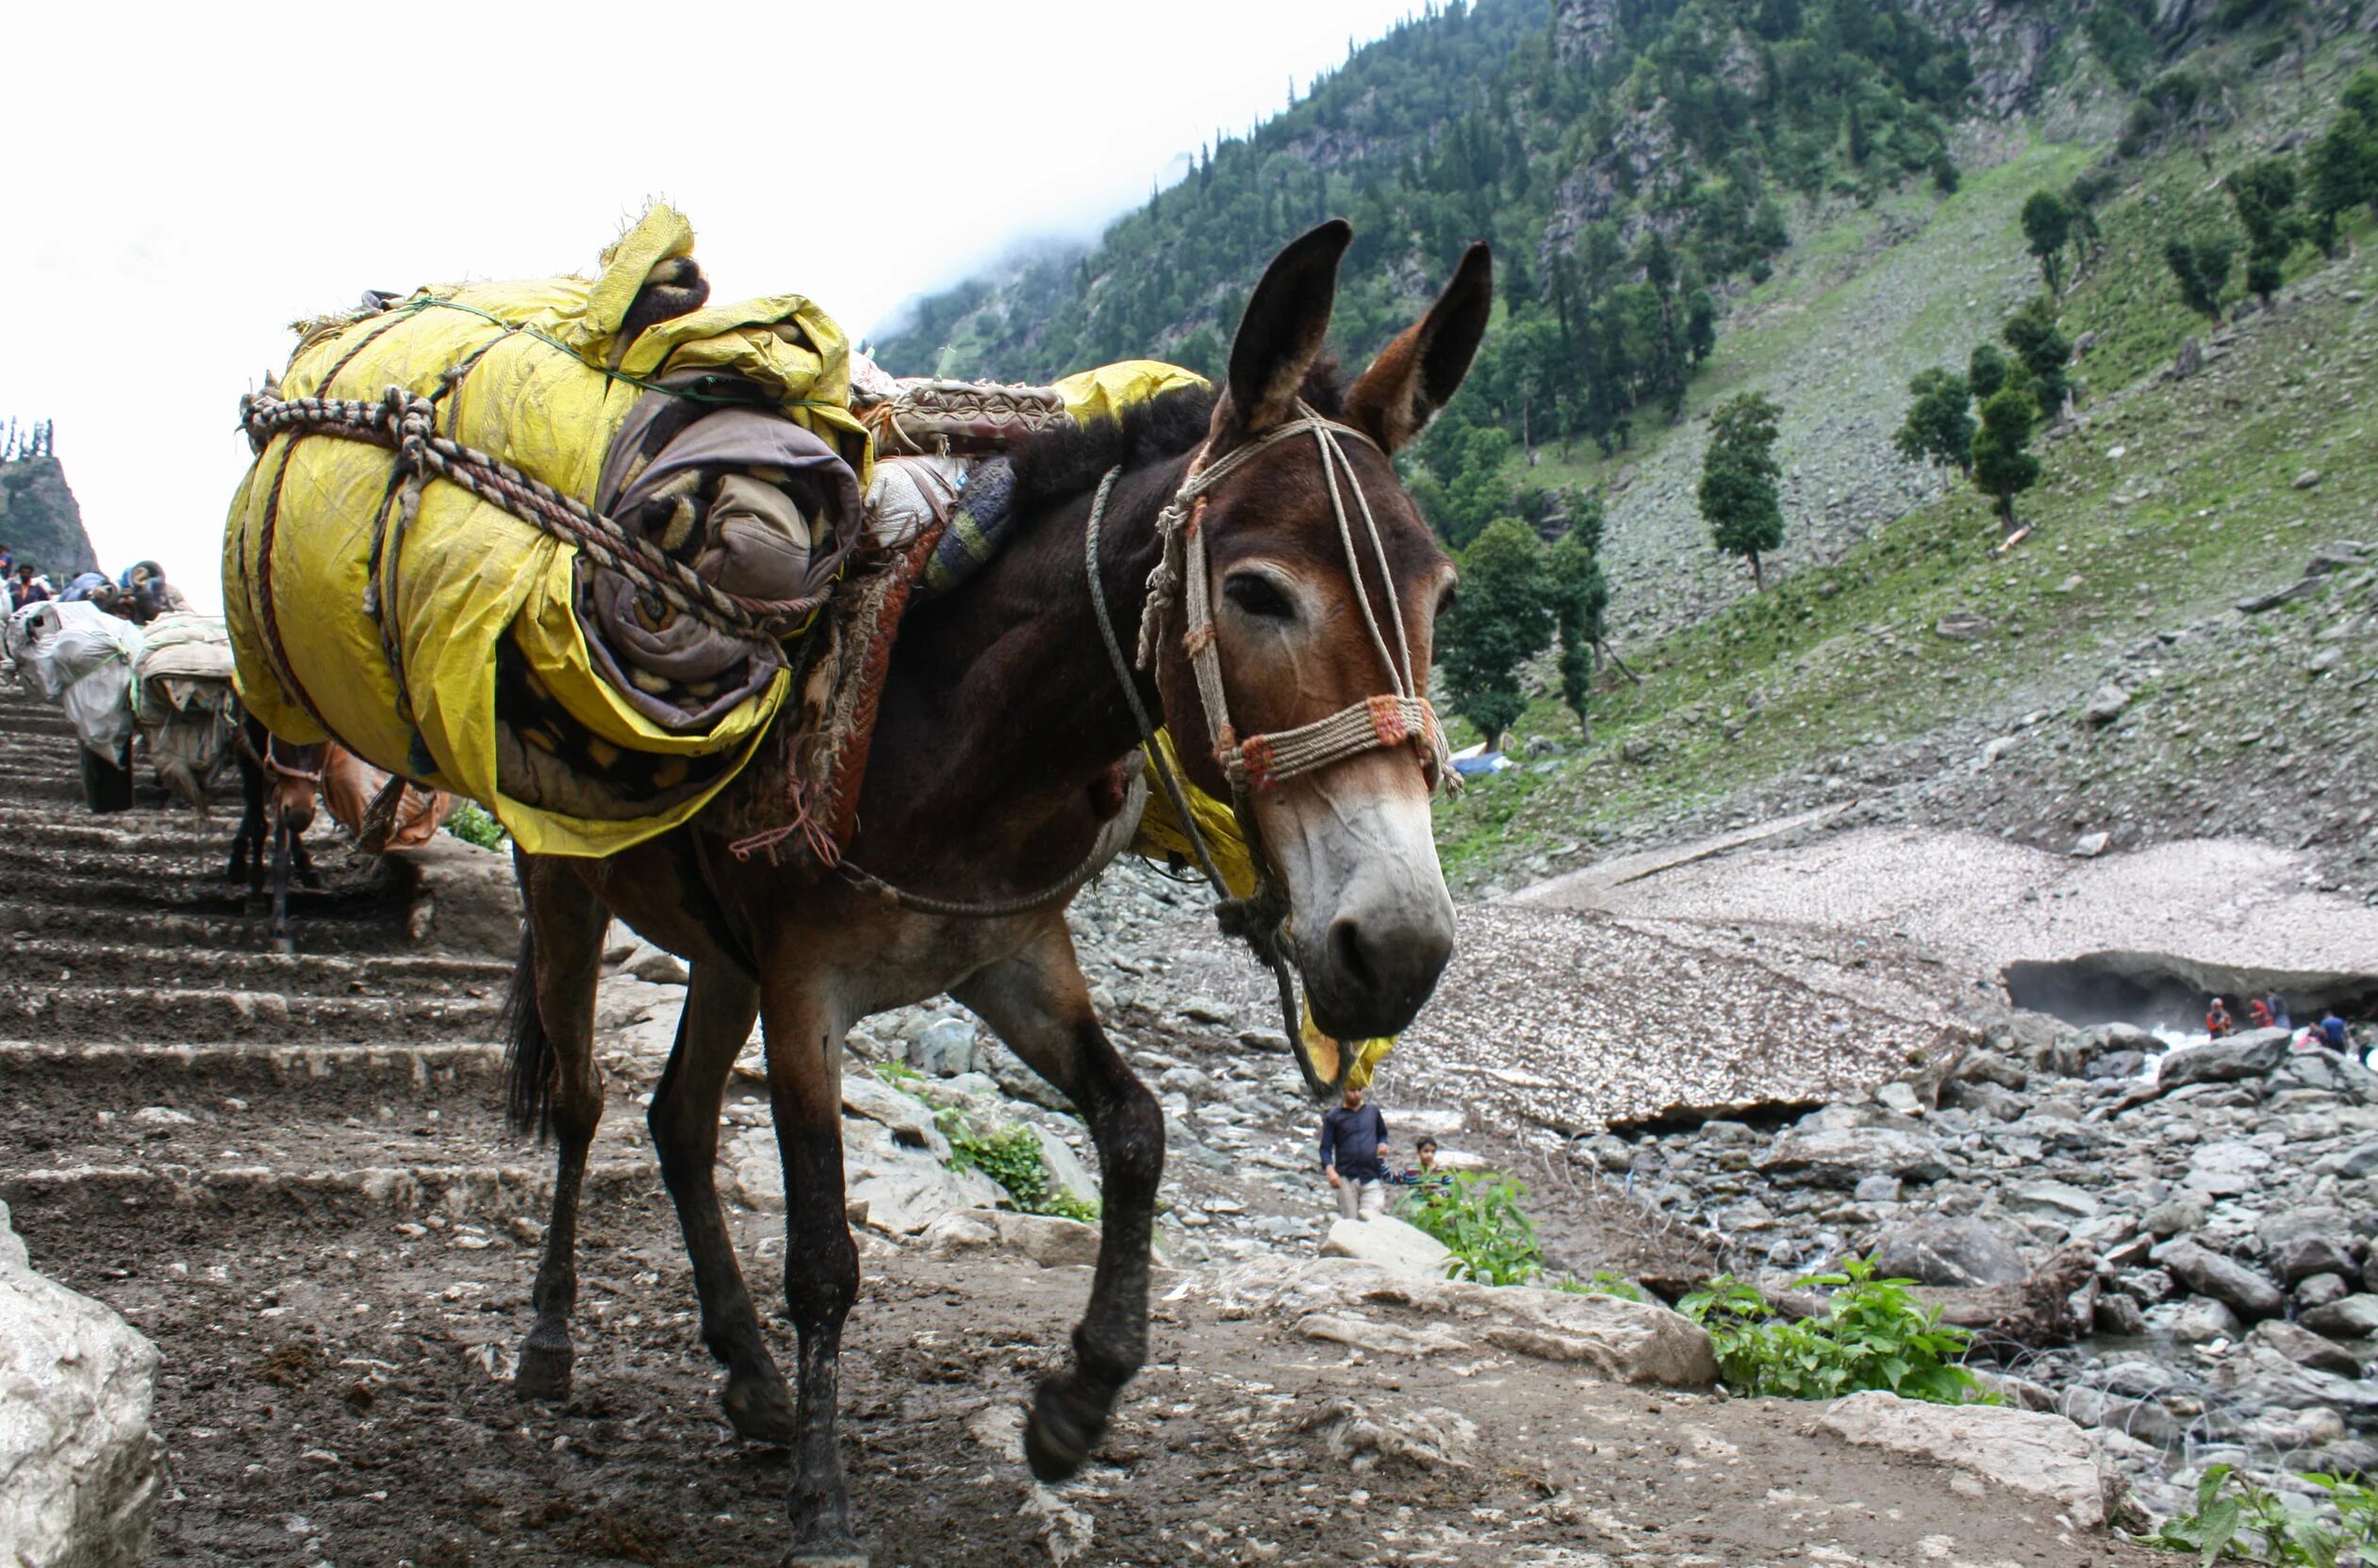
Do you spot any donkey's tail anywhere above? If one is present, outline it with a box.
[501,924,555,1141]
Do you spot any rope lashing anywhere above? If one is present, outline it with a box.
[239,387,830,645]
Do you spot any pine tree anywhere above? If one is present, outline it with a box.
[1891,368,1975,476]
[1968,343,2012,402]
[2163,235,2237,325]
[1439,518,1554,744]
[1544,496,1610,736]
[2228,156,2301,307]
[2020,190,2072,292]
[1970,386,2041,532]
[2001,295,2072,421]
[1698,392,1786,589]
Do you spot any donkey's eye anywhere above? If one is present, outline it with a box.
[1224,573,1298,621]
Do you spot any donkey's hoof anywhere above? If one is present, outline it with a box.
[1023,1386,1099,1483]
[723,1373,796,1444]
[513,1339,573,1402]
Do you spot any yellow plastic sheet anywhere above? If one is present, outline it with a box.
[223,206,868,858]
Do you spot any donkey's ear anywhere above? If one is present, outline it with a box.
[1218,220,1353,437]
[1345,242,1494,454]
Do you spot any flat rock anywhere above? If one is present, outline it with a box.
[0,1198,164,1567]
[1757,1124,1950,1188]
[2302,1294,2378,1341]
[1816,1391,2121,1530]
[2276,1235,2359,1286]
[2155,1239,2284,1321]
[1872,1215,2029,1288]
[2250,1318,2365,1378]
[623,946,689,985]
[2157,1030,2289,1088]
[1199,1255,1715,1386]
[989,1213,1102,1268]
[1320,1214,1455,1279]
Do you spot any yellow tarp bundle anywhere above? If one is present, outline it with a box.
[223,206,868,857]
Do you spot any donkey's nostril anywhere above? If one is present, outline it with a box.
[1328,916,1379,993]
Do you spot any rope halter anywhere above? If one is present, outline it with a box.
[1134,409,1455,800]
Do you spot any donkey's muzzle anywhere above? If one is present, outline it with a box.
[1302,900,1453,1041]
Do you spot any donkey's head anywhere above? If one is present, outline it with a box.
[1153,221,1490,1043]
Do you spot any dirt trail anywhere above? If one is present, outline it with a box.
[0,685,2166,1566]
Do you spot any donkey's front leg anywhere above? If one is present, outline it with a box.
[757,965,865,1566]
[953,918,1164,1482]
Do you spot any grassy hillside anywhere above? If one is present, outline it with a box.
[1433,42,2378,897]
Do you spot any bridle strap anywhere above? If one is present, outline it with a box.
[1090,409,1453,1098]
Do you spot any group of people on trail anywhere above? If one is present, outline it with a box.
[2206,992,2357,1056]
[1317,1081,1447,1223]
[1,548,188,624]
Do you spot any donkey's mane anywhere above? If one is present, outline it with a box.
[1006,362,1347,509]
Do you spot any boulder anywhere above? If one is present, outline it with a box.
[906,1016,978,1078]
[2155,1239,2284,1321]
[2081,685,2130,727]
[2302,1294,2378,1341]
[2168,1296,2243,1343]
[839,1070,950,1158]
[1199,1255,1715,1386]
[2298,1273,2351,1310]
[2250,1318,2365,1378]
[1757,1123,1950,1188]
[2142,1196,2207,1238]
[990,1213,1103,1268]
[1872,1215,2030,1288]
[0,1200,163,1568]
[1029,1125,1100,1209]
[1320,1214,1455,1279]
[1816,1392,2122,1530]
[2276,1235,2360,1287]
[2156,1030,2289,1088]
[624,946,689,985]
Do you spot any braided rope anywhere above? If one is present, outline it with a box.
[239,388,830,644]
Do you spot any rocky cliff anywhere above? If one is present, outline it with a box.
[0,457,99,580]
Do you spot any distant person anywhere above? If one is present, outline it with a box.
[12,565,51,605]
[2248,996,2273,1031]
[2321,1011,2352,1052]
[1320,1081,1390,1223]
[116,560,186,624]
[1389,1135,1450,1191]
[58,571,117,610]
[2265,992,2292,1032]
[2205,998,2234,1039]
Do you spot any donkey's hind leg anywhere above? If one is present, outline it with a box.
[952,918,1164,1482]
[649,962,793,1442]
[504,855,611,1403]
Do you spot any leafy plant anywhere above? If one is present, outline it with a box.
[1438,519,1554,744]
[933,1106,1099,1224]
[2155,1464,2378,1566]
[445,801,508,851]
[1550,1270,1646,1301]
[1679,1257,1981,1404]
[1698,391,1787,589]
[1397,1169,1544,1285]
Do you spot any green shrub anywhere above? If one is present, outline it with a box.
[1679,1257,1981,1404]
[2155,1464,2378,1565]
[1550,1269,1646,1300]
[446,801,507,851]
[933,1105,1099,1224]
[1397,1170,1544,1285]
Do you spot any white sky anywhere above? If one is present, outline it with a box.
[0,0,1420,610]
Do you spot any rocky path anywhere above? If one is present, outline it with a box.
[0,683,2171,1567]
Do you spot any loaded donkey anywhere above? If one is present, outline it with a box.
[504,221,1490,1564]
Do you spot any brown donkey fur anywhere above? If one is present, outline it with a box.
[504,221,1492,1565]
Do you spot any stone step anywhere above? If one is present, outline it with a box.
[0,939,513,996]
[0,867,398,927]
[0,984,504,1044]
[0,817,231,855]
[0,1039,507,1107]
[0,1093,656,1223]
[8,894,408,956]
